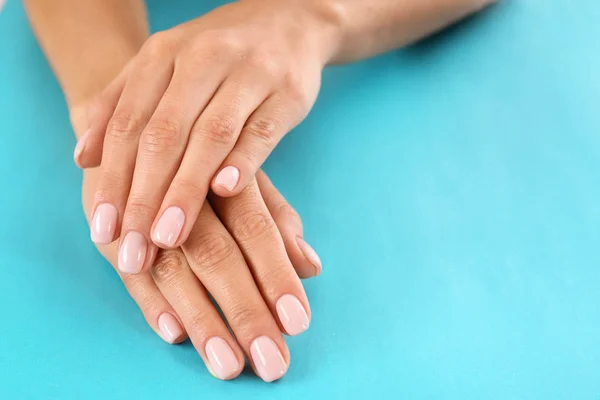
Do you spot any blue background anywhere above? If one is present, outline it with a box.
[1,0,599,398]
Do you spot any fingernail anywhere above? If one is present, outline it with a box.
[276,294,310,336]
[153,206,185,247]
[118,231,147,274]
[250,336,287,383]
[73,129,91,168]
[158,313,183,344]
[205,337,240,380]
[296,237,322,275]
[214,166,240,192]
[90,203,118,244]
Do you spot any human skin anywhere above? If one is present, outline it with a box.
[24,0,496,382]
[25,0,322,382]
[71,0,497,279]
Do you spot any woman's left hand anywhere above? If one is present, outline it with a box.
[76,0,341,261]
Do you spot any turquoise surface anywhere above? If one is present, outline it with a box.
[1,0,599,398]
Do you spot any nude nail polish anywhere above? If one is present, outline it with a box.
[214,166,240,192]
[73,129,90,167]
[153,207,185,247]
[296,237,322,275]
[90,203,118,244]
[276,294,310,336]
[118,231,147,274]
[158,313,183,344]
[205,337,240,380]
[250,336,287,382]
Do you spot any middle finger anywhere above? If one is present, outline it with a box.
[182,202,290,382]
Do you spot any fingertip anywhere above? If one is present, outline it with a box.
[284,233,319,279]
[73,129,91,168]
[212,165,241,196]
[295,237,322,275]
[152,206,186,249]
[158,312,187,344]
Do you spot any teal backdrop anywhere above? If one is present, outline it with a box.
[1,0,599,398]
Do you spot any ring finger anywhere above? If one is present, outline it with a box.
[210,179,311,337]
[181,202,291,382]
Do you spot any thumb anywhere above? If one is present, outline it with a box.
[72,63,130,168]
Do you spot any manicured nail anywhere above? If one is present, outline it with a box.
[158,313,183,344]
[250,336,287,383]
[73,129,91,168]
[276,294,310,336]
[296,237,322,275]
[90,203,118,244]
[153,206,185,247]
[205,337,240,380]
[118,231,147,274]
[214,166,240,192]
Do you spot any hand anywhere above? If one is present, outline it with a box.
[74,0,340,272]
[82,168,322,382]
[72,102,322,382]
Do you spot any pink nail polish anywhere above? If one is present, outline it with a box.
[118,231,147,274]
[90,203,118,244]
[158,313,183,344]
[250,336,287,383]
[214,166,240,192]
[73,129,91,167]
[296,237,322,275]
[153,207,185,247]
[205,337,240,380]
[276,294,310,336]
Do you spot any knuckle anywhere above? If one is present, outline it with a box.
[276,203,301,224]
[254,264,290,299]
[96,168,129,193]
[246,52,282,77]
[173,177,206,199]
[143,32,173,58]
[141,117,183,153]
[283,73,311,109]
[185,30,242,64]
[121,271,144,289]
[227,302,264,330]
[124,200,156,221]
[106,112,145,142]
[188,309,213,335]
[230,207,274,241]
[244,116,279,147]
[195,114,237,145]
[188,232,235,271]
[182,43,219,67]
[204,29,243,53]
[151,250,185,284]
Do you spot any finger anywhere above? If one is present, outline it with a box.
[182,203,290,383]
[151,70,271,249]
[120,47,230,254]
[256,170,322,278]
[95,241,187,344]
[73,62,131,169]
[210,180,311,338]
[90,35,174,277]
[150,248,244,380]
[211,93,305,198]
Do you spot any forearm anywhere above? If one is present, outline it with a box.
[308,0,497,64]
[24,0,149,107]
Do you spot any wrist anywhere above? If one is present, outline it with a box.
[297,0,347,66]
[65,40,143,109]
[239,0,346,67]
